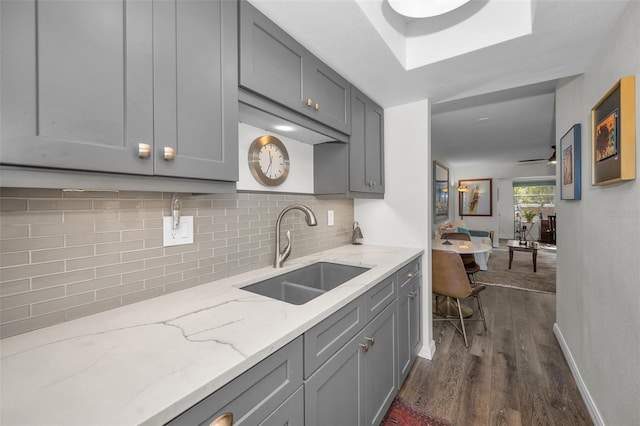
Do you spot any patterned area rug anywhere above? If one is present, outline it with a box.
[475,241,556,294]
[381,397,453,426]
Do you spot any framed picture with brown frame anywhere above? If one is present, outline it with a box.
[591,75,636,185]
[458,178,492,217]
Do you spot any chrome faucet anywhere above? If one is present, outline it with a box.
[274,204,318,268]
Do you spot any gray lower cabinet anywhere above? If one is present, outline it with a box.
[305,298,398,426]
[1,0,237,182]
[238,1,351,135]
[397,258,422,385]
[167,257,421,426]
[304,327,365,426]
[166,336,303,425]
[259,387,305,426]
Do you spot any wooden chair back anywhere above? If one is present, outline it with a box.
[432,250,474,299]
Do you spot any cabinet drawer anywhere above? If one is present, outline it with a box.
[166,336,303,426]
[364,275,396,323]
[304,297,366,378]
[397,257,421,291]
[259,386,304,426]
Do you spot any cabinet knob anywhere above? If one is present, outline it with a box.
[209,412,233,426]
[365,336,375,346]
[137,143,151,159]
[408,291,417,299]
[359,342,370,352]
[408,271,415,278]
[314,102,320,110]
[164,147,176,161]
[307,98,313,107]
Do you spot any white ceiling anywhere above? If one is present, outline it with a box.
[248,0,630,166]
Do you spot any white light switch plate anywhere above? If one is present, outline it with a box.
[163,216,194,247]
[327,210,334,226]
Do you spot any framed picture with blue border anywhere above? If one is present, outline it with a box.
[560,124,581,200]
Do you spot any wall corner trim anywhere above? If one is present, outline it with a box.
[553,323,604,426]
[417,339,437,360]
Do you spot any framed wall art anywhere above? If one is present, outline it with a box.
[458,178,492,217]
[591,75,636,185]
[560,124,581,200]
[433,161,449,223]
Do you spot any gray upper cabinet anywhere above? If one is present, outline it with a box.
[1,0,237,182]
[314,88,385,198]
[153,0,238,181]
[350,87,384,194]
[239,1,351,135]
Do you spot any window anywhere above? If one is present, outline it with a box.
[513,180,555,206]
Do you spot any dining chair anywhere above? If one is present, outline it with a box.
[432,249,487,347]
[440,232,480,285]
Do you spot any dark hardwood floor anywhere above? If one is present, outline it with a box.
[398,285,592,426]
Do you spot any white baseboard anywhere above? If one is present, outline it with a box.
[417,339,436,360]
[553,323,604,426]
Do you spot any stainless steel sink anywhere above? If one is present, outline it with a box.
[242,262,370,305]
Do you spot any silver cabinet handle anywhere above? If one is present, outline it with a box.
[164,146,176,161]
[365,336,375,346]
[408,291,417,299]
[307,98,313,107]
[314,102,320,110]
[209,412,233,426]
[359,342,370,352]
[138,143,151,159]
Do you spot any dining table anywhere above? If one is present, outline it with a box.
[432,238,492,318]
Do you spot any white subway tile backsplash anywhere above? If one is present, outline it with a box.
[0,189,353,338]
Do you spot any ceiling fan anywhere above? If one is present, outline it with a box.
[517,146,556,165]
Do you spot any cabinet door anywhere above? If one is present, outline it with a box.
[397,285,412,384]
[259,386,304,426]
[365,101,384,193]
[153,0,238,181]
[304,57,351,135]
[239,1,307,116]
[398,278,420,384]
[305,336,366,426]
[0,0,154,175]
[350,88,384,193]
[409,280,422,359]
[363,302,397,426]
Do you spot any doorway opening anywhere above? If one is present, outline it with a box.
[513,180,556,242]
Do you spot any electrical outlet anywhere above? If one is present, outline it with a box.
[327,210,334,226]
[163,216,194,247]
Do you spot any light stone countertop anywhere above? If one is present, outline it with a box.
[0,244,422,426]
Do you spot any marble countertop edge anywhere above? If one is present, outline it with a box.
[0,244,423,426]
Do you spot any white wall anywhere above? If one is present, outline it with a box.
[237,123,314,193]
[554,2,640,424]
[354,100,435,358]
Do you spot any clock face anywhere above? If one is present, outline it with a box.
[248,136,290,186]
[258,143,286,180]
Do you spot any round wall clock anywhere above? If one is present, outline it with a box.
[247,135,290,186]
